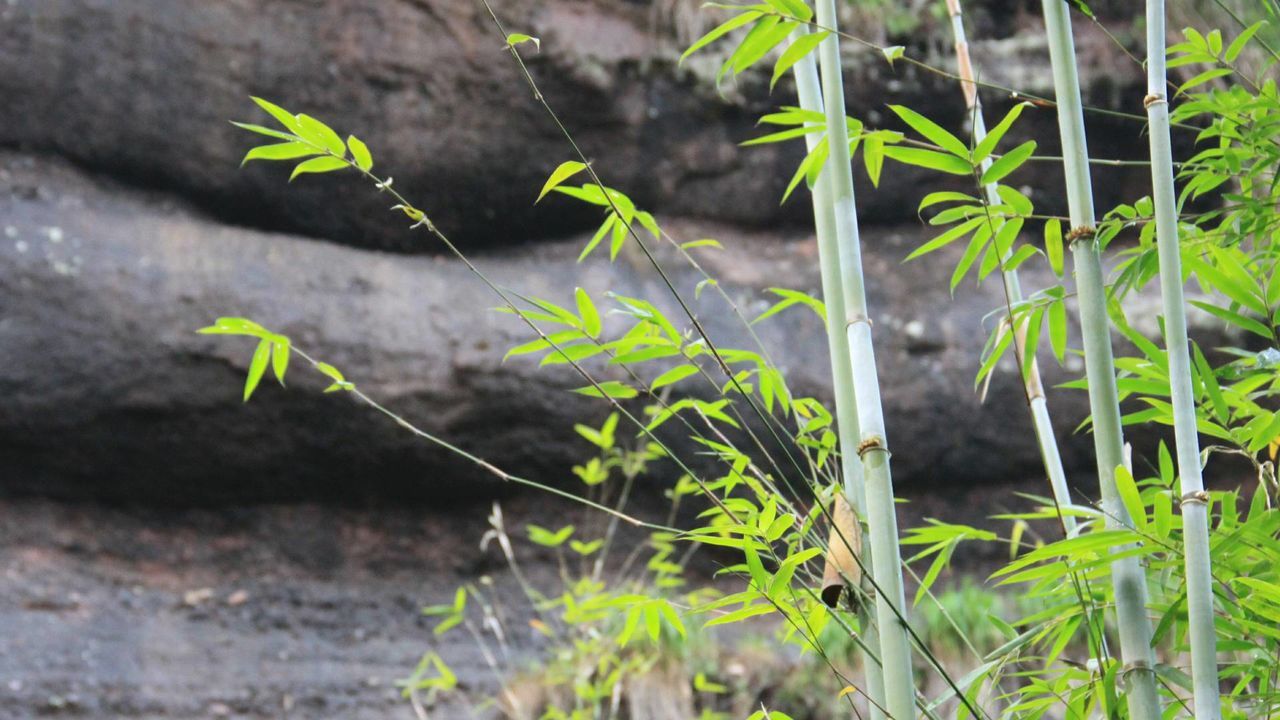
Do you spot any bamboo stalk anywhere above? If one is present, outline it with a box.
[943,0,1077,535]
[790,30,888,719]
[1039,1,1162,717]
[810,2,916,716]
[1144,2,1221,715]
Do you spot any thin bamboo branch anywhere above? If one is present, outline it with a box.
[1040,1,1162,717]
[810,2,916,716]
[789,27,888,720]
[944,0,1077,536]
[1144,1,1221,716]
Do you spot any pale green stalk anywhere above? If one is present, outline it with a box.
[790,28,887,720]
[1041,1,1161,716]
[944,0,1077,535]
[1144,2,1220,715]
[811,2,915,716]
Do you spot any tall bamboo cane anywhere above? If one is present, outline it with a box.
[1040,1,1162,717]
[811,2,916,716]
[1144,2,1221,715]
[790,29,888,720]
[943,0,1077,536]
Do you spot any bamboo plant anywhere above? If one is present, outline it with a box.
[1144,1,1221,715]
[943,0,1077,535]
[789,28,889,720]
[1039,1,1162,716]
[810,1,916,716]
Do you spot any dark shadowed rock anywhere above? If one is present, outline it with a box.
[0,0,1150,252]
[0,151,1158,505]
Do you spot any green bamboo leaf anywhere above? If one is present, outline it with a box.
[506,33,541,51]
[1224,21,1264,63]
[1191,342,1229,424]
[230,122,298,143]
[609,218,628,260]
[1189,300,1273,339]
[951,225,992,292]
[905,217,985,262]
[527,524,575,547]
[1002,244,1039,271]
[1022,307,1044,378]
[241,142,319,166]
[574,381,638,399]
[980,140,1037,185]
[538,161,588,203]
[770,31,827,90]
[575,287,601,337]
[271,340,289,385]
[703,603,774,627]
[653,364,699,389]
[863,135,884,187]
[681,11,763,63]
[883,146,972,175]
[244,339,271,402]
[680,238,723,251]
[198,316,268,338]
[975,324,1014,388]
[539,343,602,366]
[918,191,976,212]
[250,96,306,136]
[888,105,969,158]
[1044,219,1064,277]
[1049,298,1070,361]
[578,215,617,262]
[347,135,373,171]
[289,156,349,181]
[1114,465,1147,532]
[1177,67,1233,95]
[315,362,345,383]
[292,114,346,156]
[729,17,793,75]
[763,0,811,21]
[972,102,1029,164]
[782,141,827,202]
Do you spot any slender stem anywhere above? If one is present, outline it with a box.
[1040,1,1162,717]
[944,0,1077,537]
[790,26,888,720]
[811,2,917,716]
[1145,2,1222,716]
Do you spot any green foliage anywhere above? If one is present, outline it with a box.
[197,5,1280,716]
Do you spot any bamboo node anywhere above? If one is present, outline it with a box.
[1143,93,1166,109]
[1065,225,1096,246]
[846,314,872,330]
[1119,659,1154,679]
[856,436,885,458]
[1180,490,1210,506]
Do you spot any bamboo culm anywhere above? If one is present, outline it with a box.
[1040,1,1162,717]
[1144,1,1221,715]
[811,1,916,716]
[789,28,889,720]
[944,0,1077,536]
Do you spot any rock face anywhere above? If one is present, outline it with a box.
[1,152,1115,504]
[0,0,1151,251]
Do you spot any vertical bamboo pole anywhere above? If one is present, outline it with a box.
[790,29,888,720]
[944,0,1077,535]
[1144,2,1221,715]
[811,3,916,716]
[1040,1,1162,717]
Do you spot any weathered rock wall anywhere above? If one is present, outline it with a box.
[0,152,1116,503]
[0,0,1151,251]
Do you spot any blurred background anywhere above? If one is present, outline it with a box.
[0,0,1250,718]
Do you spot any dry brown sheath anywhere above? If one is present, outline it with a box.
[820,492,863,609]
